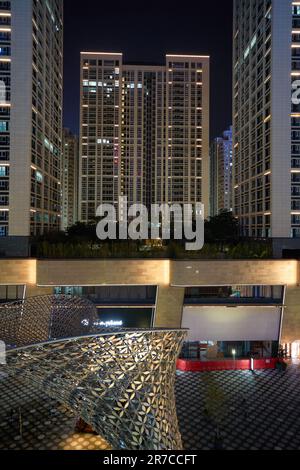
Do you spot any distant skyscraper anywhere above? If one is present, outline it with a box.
[0,0,63,242]
[233,0,300,238]
[79,53,210,223]
[210,126,233,216]
[62,129,79,230]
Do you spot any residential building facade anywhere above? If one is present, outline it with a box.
[0,0,63,242]
[210,126,233,216]
[79,53,210,223]
[233,0,300,238]
[62,129,79,230]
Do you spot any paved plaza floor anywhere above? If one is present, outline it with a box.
[0,364,300,450]
[175,365,300,450]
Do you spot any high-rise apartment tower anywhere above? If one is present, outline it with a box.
[233,0,300,238]
[210,126,233,216]
[0,0,63,245]
[62,129,79,230]
[79,52,210,223]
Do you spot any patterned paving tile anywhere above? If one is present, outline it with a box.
[1,365,300,450]
[175,364,300,450]
[0,373,110,450]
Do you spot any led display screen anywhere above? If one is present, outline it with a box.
[97,308,154,329]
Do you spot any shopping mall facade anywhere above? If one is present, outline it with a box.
[1,258,300,359]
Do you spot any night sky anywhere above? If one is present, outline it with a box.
[63,0,233,142]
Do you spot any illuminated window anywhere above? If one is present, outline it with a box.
[0,121,8,132]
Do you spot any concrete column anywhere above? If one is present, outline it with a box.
[155,285,184,328]
[25,284,53,298]
[281,286,300,344]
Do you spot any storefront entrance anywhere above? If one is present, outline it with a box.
[291,341,300,359]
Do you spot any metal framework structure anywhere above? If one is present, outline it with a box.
[0,295,186,450]
[0,295,98,348]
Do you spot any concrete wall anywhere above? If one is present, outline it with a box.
[1,259,297,288]
[170,260,298,286]
[0,237,30,258]
[0,259,36,285]
[36,260,170,287]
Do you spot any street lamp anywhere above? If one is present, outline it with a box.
[232,349,236,368]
